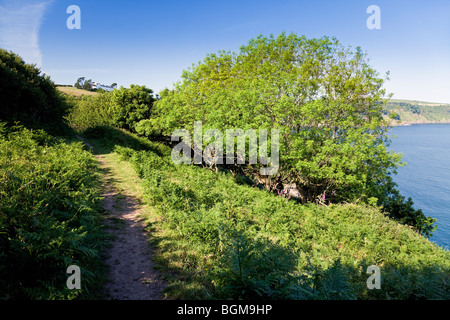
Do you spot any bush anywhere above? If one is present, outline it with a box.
[368,176,436,237]
[212,229,297,299]
[0,49,69,133]
[65,93,114,133]
[0,125,106,299]
[110,85,156,132]
[66,84,157,135]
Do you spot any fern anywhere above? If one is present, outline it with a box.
[0,126,107,299]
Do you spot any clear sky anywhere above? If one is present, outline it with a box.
[1,0,449,103]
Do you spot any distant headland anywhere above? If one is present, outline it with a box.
[384,99,450,126]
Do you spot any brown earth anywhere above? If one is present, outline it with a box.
[99,153,166,300]
[76,135,166,300]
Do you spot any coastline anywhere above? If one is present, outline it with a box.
[389,120,450,126]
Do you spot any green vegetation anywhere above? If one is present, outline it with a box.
[148,33,396,201]
[74,77,93,91]
[63,33,448,299]
[110,131,450,299]
[0,50,107,299]
[385,99,450,124]
[143,33,435,237]
[0,49,70,134]
[110,85,156,132]
[65,84,156,134]
[1,32,449,300]
[0,125,107,299]
[65,93,114,132]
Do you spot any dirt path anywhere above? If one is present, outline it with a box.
[99,154,166,300]
[76,135,166,300]
[99,153,166,300]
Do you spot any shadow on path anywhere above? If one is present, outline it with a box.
[76,133,167,300]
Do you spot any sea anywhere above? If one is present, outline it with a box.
[389,124,450,250]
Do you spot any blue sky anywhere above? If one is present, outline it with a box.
[1,0,449,103]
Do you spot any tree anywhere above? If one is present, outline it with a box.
[110,85,156,132]
[148,33,434,236]
[145,33,435,234]
[150,33,396,195]
[74,77,85,89]
[82,79,93,91]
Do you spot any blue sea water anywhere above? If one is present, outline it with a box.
[389,124,450,249]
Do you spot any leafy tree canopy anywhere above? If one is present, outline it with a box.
[149,33,397,199]
[110,84,156,132]
[144,33,434,235]
[74,77,85,89]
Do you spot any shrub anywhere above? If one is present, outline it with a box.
[66,84,157,135]
[212,229,297,299]
[110,85,156,132]
[65,93,114,133]
[0,49,69,133]
[0,125,106,299]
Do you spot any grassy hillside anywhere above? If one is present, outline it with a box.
[4,45,448,300]
[385,99,450,125]
[83,127,450,300]
[57,86,99,97]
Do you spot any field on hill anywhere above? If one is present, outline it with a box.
[57,86,99,97]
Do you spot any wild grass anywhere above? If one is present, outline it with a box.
[109,130,450,300]
[57,86,99,97]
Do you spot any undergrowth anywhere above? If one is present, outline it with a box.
[113,139,450,300]
[0,124,107,299]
